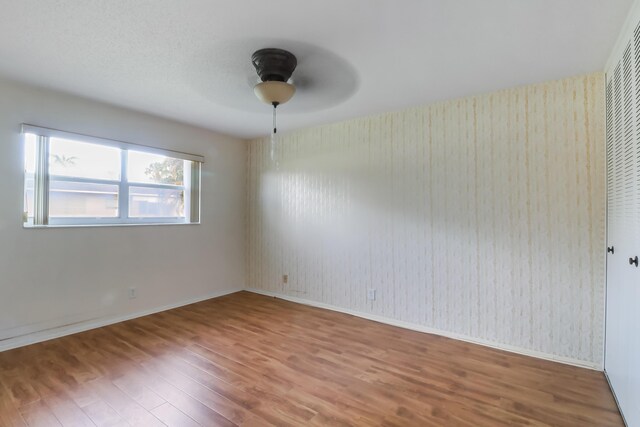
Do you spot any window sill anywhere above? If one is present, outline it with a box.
[23,222,200,229]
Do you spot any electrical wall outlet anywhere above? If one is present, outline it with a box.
[282,274,288,284]
[128,287,137,299]
[367,289,376,301]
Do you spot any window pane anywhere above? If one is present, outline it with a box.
[24,174,34,220]
[128,151,184,185]
[50,137,121,181]
[24,134,37,219]
[49,180,119,218]
[129,186,184,218]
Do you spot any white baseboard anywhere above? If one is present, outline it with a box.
[0,288,240,353]
[246,288,602,371]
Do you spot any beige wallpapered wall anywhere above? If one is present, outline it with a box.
[246,73,605,366]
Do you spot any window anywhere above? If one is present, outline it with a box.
[23,125,203,227]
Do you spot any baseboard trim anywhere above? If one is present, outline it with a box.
[0,288,241,353]
[246,288,602,371]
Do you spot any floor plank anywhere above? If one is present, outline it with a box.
[42,392,95,427]
[151,403,200,427]
[0,291,624,426]
[19,400,62,427]
[80,400,127,427]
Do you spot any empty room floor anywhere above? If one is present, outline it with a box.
[0,292,623,426]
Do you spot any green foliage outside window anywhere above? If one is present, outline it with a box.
[145,158,183,185]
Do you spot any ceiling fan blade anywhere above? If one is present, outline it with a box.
[186,38,358,114]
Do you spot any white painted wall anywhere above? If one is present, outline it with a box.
[247,73,606,368]
[0,77,246,349]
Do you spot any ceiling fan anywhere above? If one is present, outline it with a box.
[187,39,358,134]
[251,48,298,138]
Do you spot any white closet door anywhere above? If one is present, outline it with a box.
[605,59,629,415]
[629,26,640,425]
[605,71,619,389]
[605,26,640,426]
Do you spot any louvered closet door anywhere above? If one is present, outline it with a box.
[629,27,640,426]
[605,28,640,426]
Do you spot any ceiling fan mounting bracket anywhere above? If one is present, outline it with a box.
[251,48,297,82]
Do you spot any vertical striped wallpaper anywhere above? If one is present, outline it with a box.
[246,73,605,365]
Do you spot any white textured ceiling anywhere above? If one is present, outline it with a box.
[0,0,632,138]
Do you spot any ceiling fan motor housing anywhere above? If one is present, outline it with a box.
[252,48,297,82]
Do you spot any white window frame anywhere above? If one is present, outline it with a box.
[22,124,203,227]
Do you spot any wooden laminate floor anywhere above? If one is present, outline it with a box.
[0,291,623,426]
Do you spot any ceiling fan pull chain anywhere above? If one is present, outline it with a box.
[270,103,278,167]
[273,103,277,134]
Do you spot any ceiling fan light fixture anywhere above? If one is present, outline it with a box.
[254,81,296,106]
[251,48,298,165]
[252,48,297,106]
